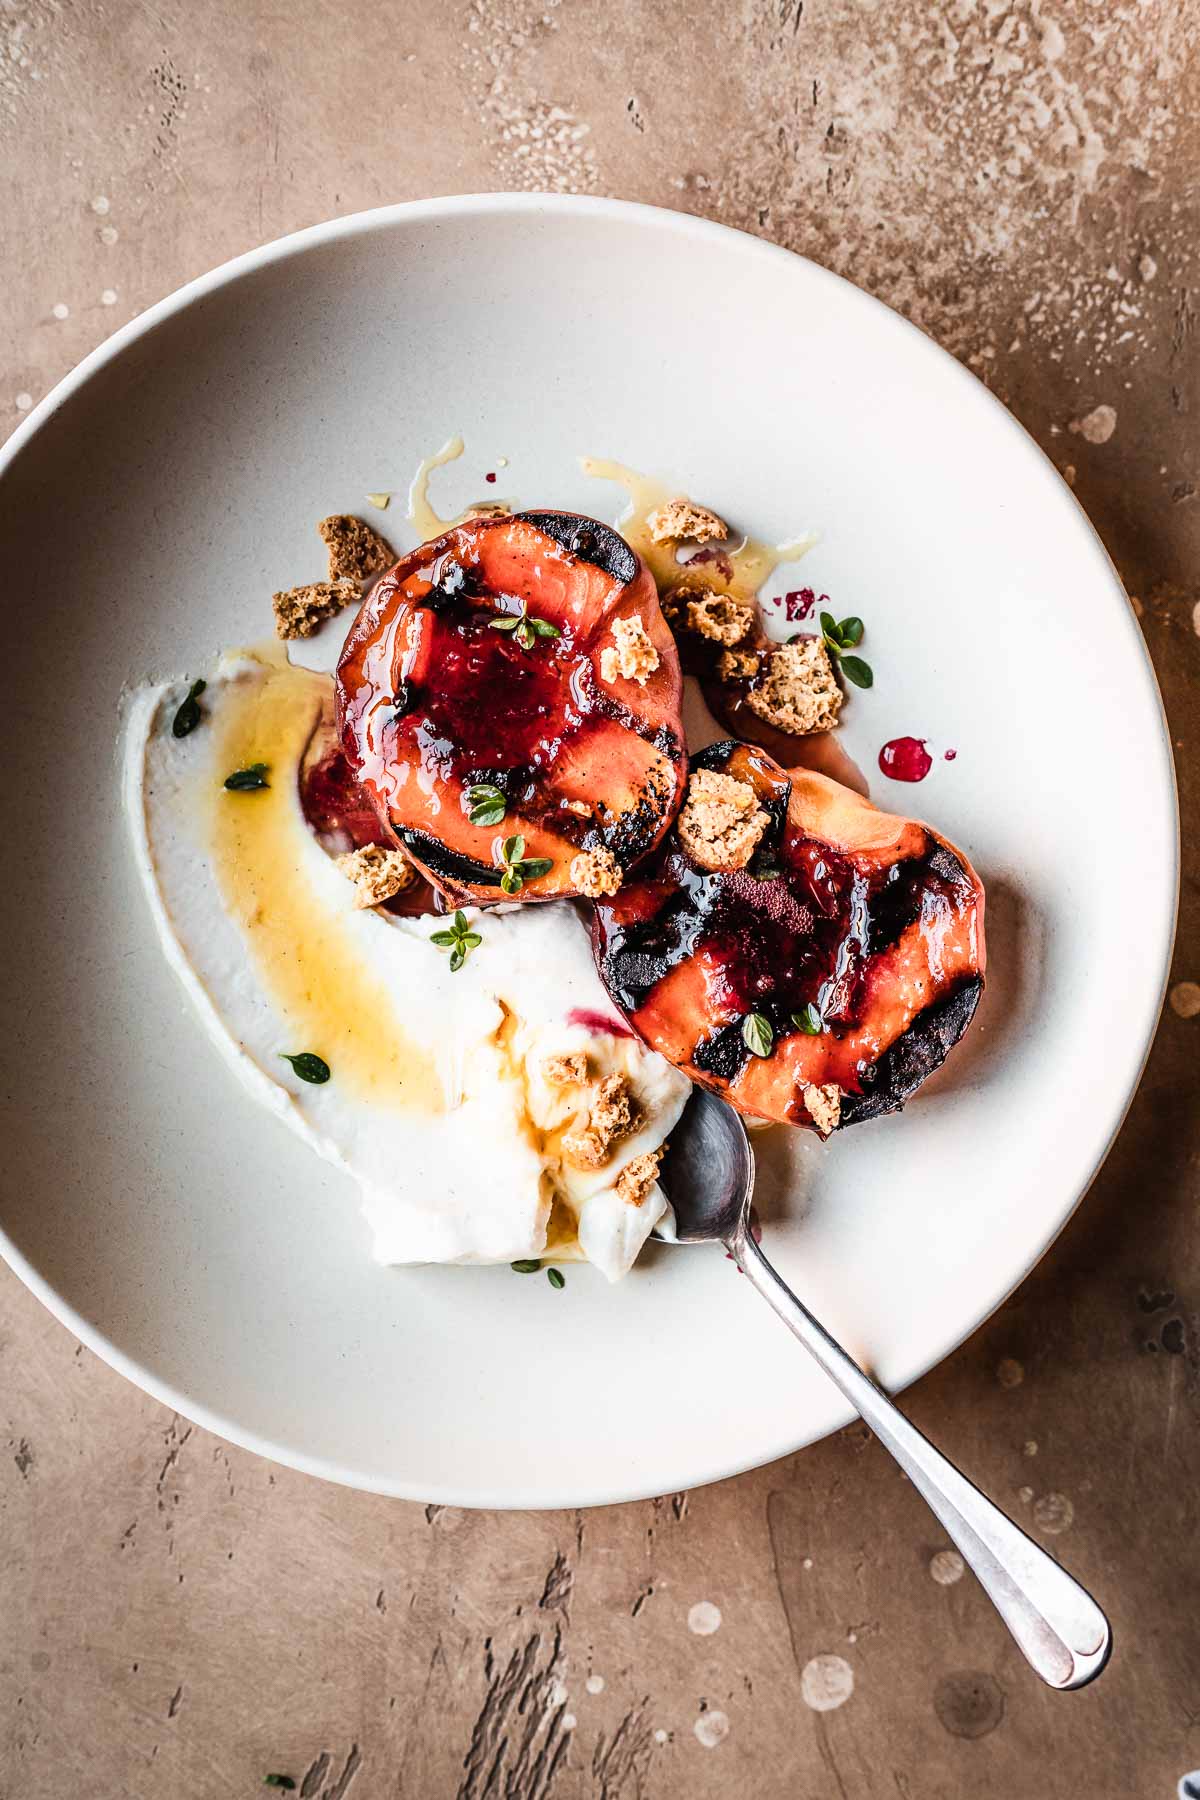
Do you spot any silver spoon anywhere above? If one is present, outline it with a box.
[662,1087,1111,1691]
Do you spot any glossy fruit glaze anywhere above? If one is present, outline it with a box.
[335,512,685,904]
[593,740,985,1130]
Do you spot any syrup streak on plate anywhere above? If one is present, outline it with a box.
[123,643,690,1276]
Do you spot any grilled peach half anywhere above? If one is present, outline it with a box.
[336,512,685,904]
[591,740,986,1132]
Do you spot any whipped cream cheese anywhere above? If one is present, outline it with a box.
[124,647,690,1279]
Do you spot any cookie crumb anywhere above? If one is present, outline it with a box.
[272,579,358,640]
[647,498,728,545]
[803,1082,841,1136]
[677,768,770,872]
[563,1074,637,1168]
[717,647,760,680]
[616,1146,666,1206]
[570,847,623,898]
[745,639,842,736]
[684,590,755,646]
[318,514,396,582]
[543,1051,589,1088]
[335,843,418,908]
[599,614,660,685]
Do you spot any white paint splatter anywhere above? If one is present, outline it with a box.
[1139,254,1158,282]
[996,1357,1024,1388]
[1024,1440,1039,1458]
[52,302,69,320]
[1018,1486,1034,1504]
[693,1709,729,1748]
[654,1728,668,1745]
[1033,1491,1075,1534]
[800,1654,854,1712]
[562,1713,576,1731]
[15,392,32,411]
[1069,404,1117,443]
[98,225,119,246]
[585,1674,605,1695]
[802,1557,813,1571]
[1169,982,1200,1020]
[548,1678,568,1708]
[90,194,110,215]
[930,1550,965,1586]
[687,1602,722,1637]
[101,289,118,307]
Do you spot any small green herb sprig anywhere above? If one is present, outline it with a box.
[430,910,483,972]
[792,1003,824,1035]
[224,762,270,791]
[280,1052,330,1084]
[511,1259,541,1274]
[171,678,206,739]
[496,834,553,896]
[546,1268,565,1290]
[819,612,873,690]
[489,600,560,651]
[465,782,507,827]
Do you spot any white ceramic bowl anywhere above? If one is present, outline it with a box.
[0,196,1177,1507]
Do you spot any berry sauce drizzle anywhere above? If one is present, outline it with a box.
[879,736,933,782]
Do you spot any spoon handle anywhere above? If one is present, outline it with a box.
[735,1230,1110,1691]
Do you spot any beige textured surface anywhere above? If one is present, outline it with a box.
[2,2,1199,1795]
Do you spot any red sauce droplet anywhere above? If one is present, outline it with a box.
[485,471,497,483]
[878,736,933,782]
[944,748,957,762]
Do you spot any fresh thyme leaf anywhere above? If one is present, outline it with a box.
[223,762,269,791]
[839,655,873,689]
[263,1779,296,1791]
[171,678,206,739]
[836,615,864,646]
[519,857,553,881]
[819,610,838,642]
[529,617,561,639]
[742,1013,774,1058]
[466,782,506,827]
[500,867,523,895]
[546,1267,566,1290]
[280,1052,330,1084]
[496,833,551,894]
[430,910,482,970]
[502,834,526,863]
[792,1003,823,1035]
[489,615,520,632]
[515,618,535,650]
[511,1259,540,1274]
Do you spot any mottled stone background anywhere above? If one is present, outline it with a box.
[2,1,1198,1795]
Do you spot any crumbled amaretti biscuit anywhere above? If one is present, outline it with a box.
[318,514,396,583]
[335,843,419,908]
[543,1050,589,1088]
[616,1146,665,1206]
[646,498,729,545]
[563,1074,637,1168]
[717,647,760,681]
[272,579,359,640]
[570,847,623,898]
[803,1082,841,1136]
[599,614,660,685]
[745,638,843,736]
[676,768,771,872]
[684,590,755,646]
